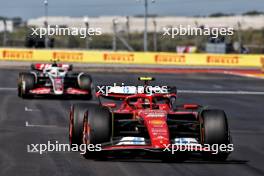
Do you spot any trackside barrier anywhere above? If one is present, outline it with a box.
[0,48,263,68]
[261,57,264,72]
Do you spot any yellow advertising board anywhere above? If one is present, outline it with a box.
[0,48,262,68]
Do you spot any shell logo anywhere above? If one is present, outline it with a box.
[150,120,165,125]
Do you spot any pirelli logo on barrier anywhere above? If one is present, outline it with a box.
[261,57,264,72]
[0,48,261,68]
[207,55,239,65]
[53,52,83,61]
[154,54,185,64]
[2,50,33,60]
[103,53,134,62]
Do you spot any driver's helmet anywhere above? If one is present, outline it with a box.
[143,98,150,105]
[135,98,151,109]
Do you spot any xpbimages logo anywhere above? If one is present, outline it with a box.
[27,141,101,154]
[96,83,169,96]
[31,25,102,38]
[163,25,234,39]
[163,143,234,154]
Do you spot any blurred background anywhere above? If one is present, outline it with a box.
[0,0,264,53]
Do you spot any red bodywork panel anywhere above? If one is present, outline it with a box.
[138,110,170,148]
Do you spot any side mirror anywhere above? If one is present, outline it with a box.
[30,64,35,70]
[170,96,176,104]
[68,64,73,71]
[102,103,117,108]
[170,96,177,110]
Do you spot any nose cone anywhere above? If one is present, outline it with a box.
[54,89,63,95]
[145,117,170,148]
[53,78,64,95]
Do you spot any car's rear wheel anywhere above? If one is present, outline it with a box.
[18,73,35,98]
[78,74,92,100]
[200,109,231,161]
[66,72,93,100]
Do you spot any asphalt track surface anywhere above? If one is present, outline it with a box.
[0,69,264,176]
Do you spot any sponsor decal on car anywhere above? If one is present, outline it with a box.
[149,119,165,125]
[174,138,200,145]
[116,137,146,145]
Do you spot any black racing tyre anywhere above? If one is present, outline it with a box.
[18,73,22,97]
[201,109,230,161]
[69,104,88,146]
[78,74,92,90]
[65,71,79,87]
[66,72,93,100]
[79,74,93,100]
[18,73,35,98]
[82,104,111,159]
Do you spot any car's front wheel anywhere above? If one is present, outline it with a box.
[18,73,35,98]
[200,109,231,161]
[69,103,111,159]
[82,104,111,159]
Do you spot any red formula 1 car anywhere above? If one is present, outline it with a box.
[69,77,232,161]
[18,62,92,99]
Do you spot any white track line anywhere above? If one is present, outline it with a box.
[0,87,16,91]
[25,107,40,112]
[25,121,57,128]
